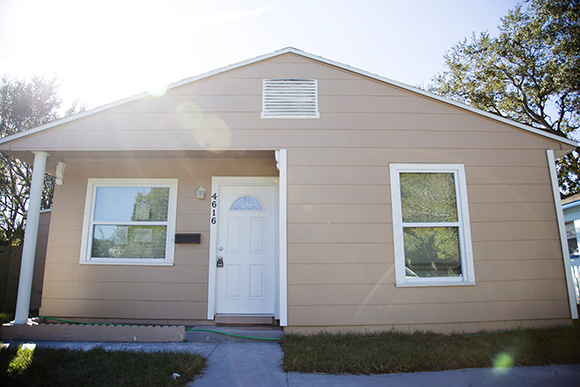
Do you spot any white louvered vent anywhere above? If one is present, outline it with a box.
[261,79,319,118]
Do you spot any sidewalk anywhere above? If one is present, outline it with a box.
[4,340,580,386]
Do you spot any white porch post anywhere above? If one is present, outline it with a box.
[13,151,50,324]
[276,149,288,326]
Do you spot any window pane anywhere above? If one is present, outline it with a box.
[94,187,169,222]
[231,196,263,211]
[91,225,167,259]
[400,173,458,223]
[403,227,461,277]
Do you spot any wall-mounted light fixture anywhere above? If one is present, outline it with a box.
[196,186,206,199]
[56,162,66,185]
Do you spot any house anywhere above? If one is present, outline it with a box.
[1,48,578,335]
[562,194,580,304]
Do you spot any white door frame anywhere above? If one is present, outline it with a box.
[207,151,287,325]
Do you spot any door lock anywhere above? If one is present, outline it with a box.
[216,256,224,268]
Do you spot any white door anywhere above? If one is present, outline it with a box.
[214,178,277,315]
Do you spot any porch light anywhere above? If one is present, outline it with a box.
[196,186,206,199]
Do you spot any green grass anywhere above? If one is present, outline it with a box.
[0,345,206,387]
[1,312,207,386]
[281,324,580,374]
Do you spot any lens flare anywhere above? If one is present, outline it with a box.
[175,101,203,130]
[492,351,514,373]
[147,85,167,97]
[193,115,232,152]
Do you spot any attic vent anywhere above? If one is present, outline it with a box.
[261,79,319,118]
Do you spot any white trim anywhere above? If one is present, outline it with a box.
[13,151,49,324]
[0,48,575,149]
[207,176,284,321]
[547,150,579,319]
[390,163,475,287]
[276,149,288,326]
[79,178,178,266]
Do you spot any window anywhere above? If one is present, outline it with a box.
[566,221,579,259]
[80,179,178,265]
[390,164,474,286]
[231,196,263,211]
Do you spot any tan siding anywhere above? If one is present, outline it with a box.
[485,240,562,260]
[40,155,277,322]
[288,224,390,244]
[289,184,390,204]
[29,53,573,330]
[469,203,557,222]
[287,148,553,167]
[468,184,553,203]
[288,204,390,224]
[288,263,394,285]
[288,243,393,264]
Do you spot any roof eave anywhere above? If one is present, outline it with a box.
[0,47,576,149]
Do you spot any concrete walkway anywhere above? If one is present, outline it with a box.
[4,340,580,386]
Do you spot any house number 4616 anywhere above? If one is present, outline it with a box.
[211,193,218,224]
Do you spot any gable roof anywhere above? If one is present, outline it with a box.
[0,47,577,149]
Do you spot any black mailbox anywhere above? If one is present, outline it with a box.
[174,233,201,244]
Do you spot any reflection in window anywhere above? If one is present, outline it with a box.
[390,164,474,286]
[81,179,177,265]
[91,187,170,260]
[231,196,263,211]
[400,173,460,278]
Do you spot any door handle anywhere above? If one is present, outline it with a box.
[217,256,224,268]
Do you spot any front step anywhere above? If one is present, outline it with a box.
[186,325,284,343]
[214,314,275,325]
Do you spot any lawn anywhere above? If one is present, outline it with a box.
[281,322,580,374]
[3,311,580,380]
[1,312,207,387]
[0,345,206,387]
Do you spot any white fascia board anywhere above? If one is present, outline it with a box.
[1,47,577,149]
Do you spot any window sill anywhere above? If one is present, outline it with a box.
[396,281,476,287]
[80,260,174,266]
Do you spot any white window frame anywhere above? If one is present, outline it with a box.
[79,178,178,265]
[390,164,475,286]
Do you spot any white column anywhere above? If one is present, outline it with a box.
[276,149,288,326]
[13,151,50,324]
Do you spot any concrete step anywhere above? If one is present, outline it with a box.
[185,325,284,343]
[214,314,275,325]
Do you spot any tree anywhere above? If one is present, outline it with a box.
[429,0,580,196]
[0,75,82,245]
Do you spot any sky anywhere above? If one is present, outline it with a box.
[0,0,523,110]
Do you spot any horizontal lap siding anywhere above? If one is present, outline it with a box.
[285,145,560,326]
[41,156,277,321]
[286,147,569,327]
[30,54,572,329]
[257,57,569,330]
